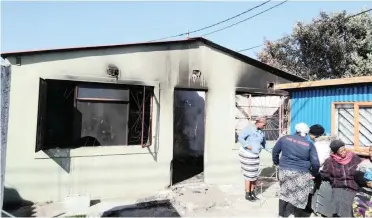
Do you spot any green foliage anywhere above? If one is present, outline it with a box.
[258,10,372,80]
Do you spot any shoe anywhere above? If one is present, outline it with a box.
[251,192,260,200]
[245,192,256,201]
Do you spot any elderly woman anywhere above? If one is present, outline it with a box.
[238,117,270,201]
[272,123,320,217]
[320,139,362,217]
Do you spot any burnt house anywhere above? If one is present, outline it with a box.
[1,37,304,204]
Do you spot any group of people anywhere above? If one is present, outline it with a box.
[238,117,372,217]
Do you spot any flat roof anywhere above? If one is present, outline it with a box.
[275,76,372,90]
[1,37,306,82]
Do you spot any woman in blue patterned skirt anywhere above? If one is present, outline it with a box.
[272,123,320,217]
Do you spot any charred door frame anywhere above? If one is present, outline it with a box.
[171,88,208,186]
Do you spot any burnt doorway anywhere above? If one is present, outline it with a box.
[172,90,206,185]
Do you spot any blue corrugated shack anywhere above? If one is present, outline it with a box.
[276,76,372,155]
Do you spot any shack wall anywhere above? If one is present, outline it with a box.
[290,85,372,134]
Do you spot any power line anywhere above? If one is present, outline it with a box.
[237,8,372,53]
[346,8,372,20]
[149,0,272,42]
[201,0,288,37]
[237,44,264,52]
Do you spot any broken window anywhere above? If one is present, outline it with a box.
[35,79,153,152]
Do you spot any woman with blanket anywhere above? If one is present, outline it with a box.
[353,170,372,217]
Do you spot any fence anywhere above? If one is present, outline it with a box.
[235,94,289,141]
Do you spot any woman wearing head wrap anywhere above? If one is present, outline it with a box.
[308,124,331,168]
[320,139,362,217]
[307,124,325,143]
[272,123,320,217]
[306,125,336,215]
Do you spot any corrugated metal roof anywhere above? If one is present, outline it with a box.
[290,85,372,134]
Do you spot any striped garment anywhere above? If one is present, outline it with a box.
[239,147,260,181]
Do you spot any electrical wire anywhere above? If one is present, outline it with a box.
[237,44,265,52]
[202,0,289,37]
[237,8,372,53]
[149,0,272,42]
[346,8,372,20]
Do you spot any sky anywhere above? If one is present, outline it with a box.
[1,1,372,59]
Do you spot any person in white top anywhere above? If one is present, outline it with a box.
[307,124,340,215]
[305,124,328,213]
[308,125,332,168]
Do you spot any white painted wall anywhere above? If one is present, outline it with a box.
[3,41,294,204]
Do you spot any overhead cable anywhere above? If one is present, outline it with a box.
[237,8,372,53]
[202,0,288,37]
[149,0,272,42]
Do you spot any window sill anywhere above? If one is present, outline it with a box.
[347,146,369,157]
[34,145,155,159]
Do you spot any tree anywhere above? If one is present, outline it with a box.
[258,10,372,80]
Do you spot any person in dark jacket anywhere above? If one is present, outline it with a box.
[320,139,362,217]
[272,123,320,217]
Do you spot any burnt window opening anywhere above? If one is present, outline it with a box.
[35,79,153,152]
[267,82,275,89]
[16,56,22,66]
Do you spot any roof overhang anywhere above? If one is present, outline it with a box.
[275,76,372,90]
[1,37,306,82]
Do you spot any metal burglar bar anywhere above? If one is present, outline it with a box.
[141,86,146,148]
[128,86,153,147]
[235,95,288,141]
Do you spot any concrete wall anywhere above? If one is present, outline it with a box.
[1,64,11,209]
[4,41,292,204]
[289,85,372,134]
[200,45,290,185]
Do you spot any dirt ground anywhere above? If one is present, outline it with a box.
[3,178,316,217]
[95,178,285,217]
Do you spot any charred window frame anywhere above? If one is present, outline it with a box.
[35,79,154,152]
